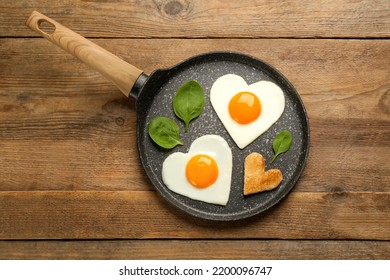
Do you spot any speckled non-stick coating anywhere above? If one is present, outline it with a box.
[135,52,309,221]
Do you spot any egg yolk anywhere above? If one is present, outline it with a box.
[228,91,261,124]
[185,154,219,189]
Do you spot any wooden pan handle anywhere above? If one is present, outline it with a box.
[26,11,143,98]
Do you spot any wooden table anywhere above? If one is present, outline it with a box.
[1,0,389,259]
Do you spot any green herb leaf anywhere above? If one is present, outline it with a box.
[173,80,204,132]
[271,130,292,163]
[148,116,184,149]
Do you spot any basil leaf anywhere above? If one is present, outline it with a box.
[148,117,184,149]
[173,80,204,132]
[271,130,292,163]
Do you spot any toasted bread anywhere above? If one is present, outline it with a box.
[244,152,283,195]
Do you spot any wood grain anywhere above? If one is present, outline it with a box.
[0,191,389,240]
[2,39,389,95]
[2,0,389,261]
[1,0,389,38]
[1,38,389,192]
[26,11,143,97]
[0,240,388,260]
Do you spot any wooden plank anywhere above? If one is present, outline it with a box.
[1,39,389,192]
[1,0,389,38]
[2,39,389,95]
[0,240,388,260]
[0,191,389,240]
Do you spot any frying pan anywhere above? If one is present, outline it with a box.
[26,11,309,221]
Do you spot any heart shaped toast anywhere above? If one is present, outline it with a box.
[244,153,283,195]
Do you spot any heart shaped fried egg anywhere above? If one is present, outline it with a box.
[162,135,232,205]
[210,74,285,149]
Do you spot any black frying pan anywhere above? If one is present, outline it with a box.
[27,11,309,221]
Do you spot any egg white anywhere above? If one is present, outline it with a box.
[162,135,232,206]
[210,74,285,149]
